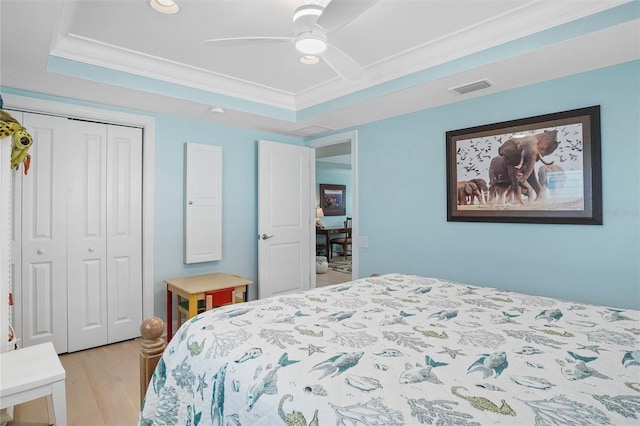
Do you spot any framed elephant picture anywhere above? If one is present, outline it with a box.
[446,105,602,224]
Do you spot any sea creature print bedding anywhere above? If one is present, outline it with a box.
[139,273,640,425]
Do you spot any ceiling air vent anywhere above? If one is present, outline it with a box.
[290,125,335,137]
[450,79,494,95]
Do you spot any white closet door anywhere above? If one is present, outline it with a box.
[67,121,108,352]
[15,113,143,353]
[106,125,142,343]
[19,113,69,353]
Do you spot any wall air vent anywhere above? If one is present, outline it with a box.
[450,79,494,95]
[290,125,335,137]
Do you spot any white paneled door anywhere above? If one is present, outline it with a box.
[258,140,313,299]
[66,121,109,352]
[19,113,69,353]
[66,121,142,352]
[16,113,142,353]
[105,125,143,345]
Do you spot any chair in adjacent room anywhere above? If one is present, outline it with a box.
[331,217,352,260]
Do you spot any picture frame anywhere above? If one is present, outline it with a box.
[320,184,346,216]
[446,106,602,225]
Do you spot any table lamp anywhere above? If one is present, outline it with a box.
[315,207,325,228]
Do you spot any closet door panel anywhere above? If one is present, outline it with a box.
[106,125,142,343]
[67,121,108,352]
[19,113,68,353]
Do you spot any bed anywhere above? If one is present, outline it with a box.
[138,273,640,425]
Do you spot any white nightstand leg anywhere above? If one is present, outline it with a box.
[49,381,67,425]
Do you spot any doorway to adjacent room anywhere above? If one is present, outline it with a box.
[309,131,357,287]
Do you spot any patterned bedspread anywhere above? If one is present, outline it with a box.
[139,274,640,425]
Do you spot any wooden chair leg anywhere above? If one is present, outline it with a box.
[206,294,213,311]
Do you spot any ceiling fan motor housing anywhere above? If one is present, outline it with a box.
[293,3,327,54]
[293,3,323,24]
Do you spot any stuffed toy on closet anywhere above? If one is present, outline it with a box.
[0,94,33,174]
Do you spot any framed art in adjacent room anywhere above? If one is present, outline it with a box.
[446,105,602,224]
[320,184,346,216]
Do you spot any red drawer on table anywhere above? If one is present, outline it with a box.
[206,288,233,306]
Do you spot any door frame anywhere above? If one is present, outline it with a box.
[3,93,155,321]
[307,130,358,285]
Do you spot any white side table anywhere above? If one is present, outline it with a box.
[0,341,66,425]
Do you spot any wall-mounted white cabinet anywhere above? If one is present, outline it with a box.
[184,143,222,264]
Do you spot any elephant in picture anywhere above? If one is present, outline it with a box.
[488,156,515,204]
[538,164,566,194]
[457,181,481,205]
[467,178,488,204]
[497,130,559,203]
[488,155,531,204]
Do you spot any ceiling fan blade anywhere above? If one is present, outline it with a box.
[321,44,363,81]
[202,37,293,47]
[316,0,379,33]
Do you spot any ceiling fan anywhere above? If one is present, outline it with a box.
[202,0,378,80]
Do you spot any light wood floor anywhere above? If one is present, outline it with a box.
[316,262,352,287]
[8,338,143,426]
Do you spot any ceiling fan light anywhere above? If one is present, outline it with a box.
[150,0,179,14]
[293,4,323,23]
[300,55,320,65]
[295,35,327,55]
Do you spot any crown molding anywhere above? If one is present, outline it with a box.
[50,32,297,111]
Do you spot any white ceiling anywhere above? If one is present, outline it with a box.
[1,0,638,138]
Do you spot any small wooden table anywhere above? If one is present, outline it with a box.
[166,273,253,341]
[316,227,348,261]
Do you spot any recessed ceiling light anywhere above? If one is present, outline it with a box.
[300,55,320,65]
[150,0,179,14]
[209,106,225,114]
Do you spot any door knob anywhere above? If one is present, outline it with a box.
[260,234,274,240]
[89,246,95,252]
[37,249,44,255]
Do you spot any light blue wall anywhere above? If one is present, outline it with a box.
[152,116,303,313]
[316,168,352,228]
[354,60,640,309]
[3,60,638,316]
